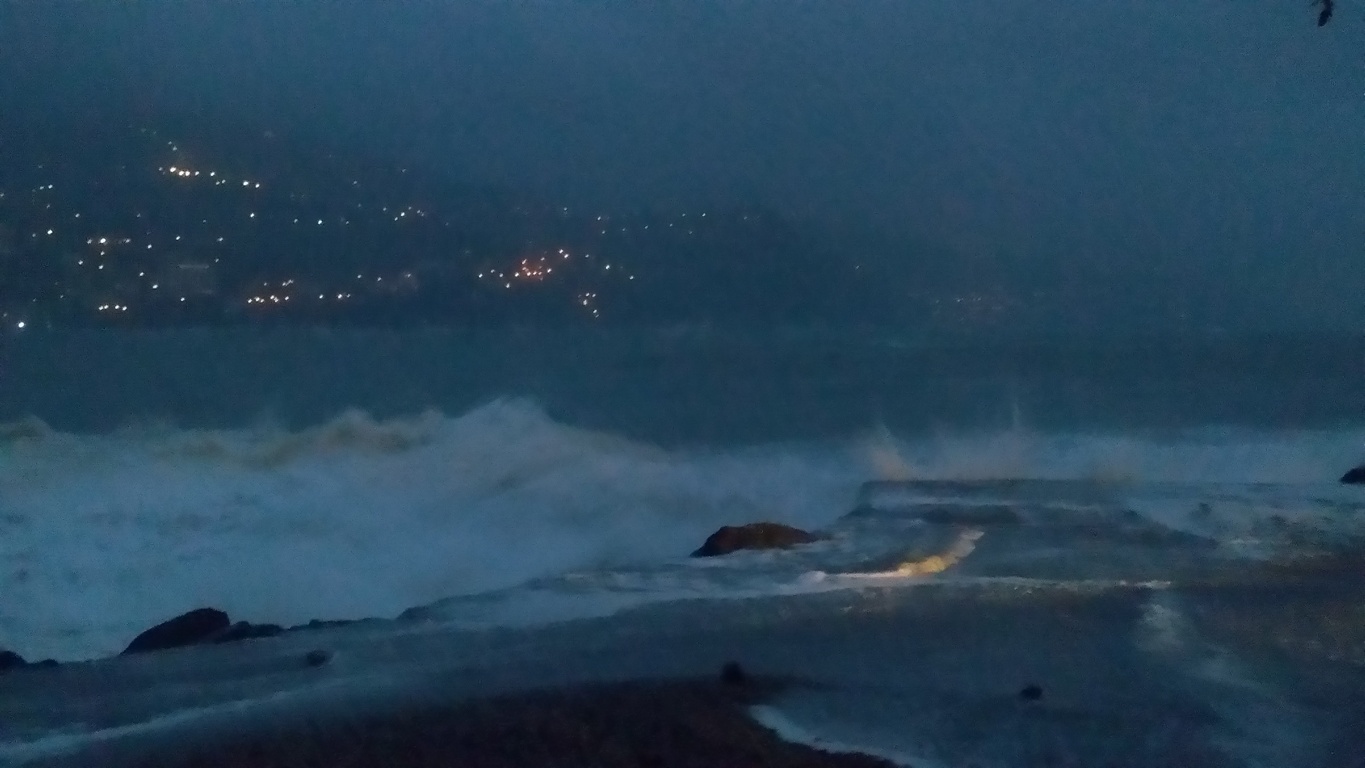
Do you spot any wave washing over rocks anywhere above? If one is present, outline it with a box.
[3,399,1365,661]
[3,400,1365,766]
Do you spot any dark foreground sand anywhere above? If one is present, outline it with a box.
[94,677,898,768]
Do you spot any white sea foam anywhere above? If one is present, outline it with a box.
[1,400,1362,661]
[0,400,860,660]
[864,423,1365,486]
[749,705,926,767]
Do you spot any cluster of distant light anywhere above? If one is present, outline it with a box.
[477,248,634,290]
[241,272,422,309]
[577,291,600,318]
[511,256,555,283]
[161,166,263,189]
[2,153,722,328]
[247,292,353,305]
[594,211,717,237]
[390,204,429,222]
[97,303,130,313]
[246,278,359,306]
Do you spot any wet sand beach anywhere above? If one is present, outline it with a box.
[48,678,898,768]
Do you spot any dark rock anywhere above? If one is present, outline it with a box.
[215,622,285,644]
[691,522,819,557]
[290,618,358,632]
[1019,684,1043,702]
[120,610,368,657]
[0,651,58,674]
[1,649,26,673]
[304,649,332,667]
[1341,466,1365,485]
[122,608,231,655]
[720,661,748,686]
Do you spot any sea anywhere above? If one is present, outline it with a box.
[2,327,1364,767]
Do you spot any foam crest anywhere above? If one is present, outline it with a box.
[862,425,1365,485]
[3,402,1363,662]
[0,415,55,443]
[147,408,447,467]
[0,400,861,661]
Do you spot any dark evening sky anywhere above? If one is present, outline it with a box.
[2,0,1362,329]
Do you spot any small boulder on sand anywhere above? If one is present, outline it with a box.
[691,522,819,557]
[1341,465,1365,485]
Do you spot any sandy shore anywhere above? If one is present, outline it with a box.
[57,675,898,768]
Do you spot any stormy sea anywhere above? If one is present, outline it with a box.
[2,328,1364,767]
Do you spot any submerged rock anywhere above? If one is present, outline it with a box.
[1019,684,1043,702]
[304,649,332,667]
[691,522,819,557]
[122,608,231,655]
[1341,465,1365,485]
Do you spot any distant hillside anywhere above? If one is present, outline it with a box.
[0,112,878,327]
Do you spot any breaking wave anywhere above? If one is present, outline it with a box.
[1,399,1362,661]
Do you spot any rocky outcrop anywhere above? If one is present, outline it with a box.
[215,621,286,644]
[291,618,358,632]
[0,650,56,674]
[121,609,361,656]
[122,608,232,655]
[691,522,819,557]
[1341,465,1365,485]
[1,649,25,673]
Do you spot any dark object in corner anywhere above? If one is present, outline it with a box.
[692,522,819,557]
[122,608,231,655]
[304,649,332,667]
[721,661,748,686]
[1019,684,1043,702]
[1317,0,1334,26]
[1341,465,1365,485]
